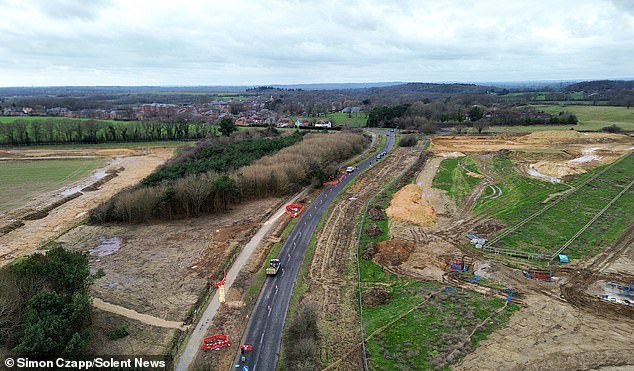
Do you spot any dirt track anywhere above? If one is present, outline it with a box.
[454,293,634,371]
[0,147,175,265]
[305,146,422,368]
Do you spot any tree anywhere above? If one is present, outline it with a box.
[218,117,237,136]
[472,120,489,134]
[468,105,484,121]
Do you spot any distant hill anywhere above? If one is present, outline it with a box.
[565,80,634,92]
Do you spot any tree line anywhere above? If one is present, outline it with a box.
[367,100,578,133]
[0,117,218,145]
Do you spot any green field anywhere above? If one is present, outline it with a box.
[12,141,193,150]
[526,105,634,131]
[363,281,517,370]
[494,153,634,259]
[0,158,107,211]
[474,156,569,224]
[292,111,368,127]
[432,157,482,199]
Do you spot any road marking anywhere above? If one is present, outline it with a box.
[275,285,278,294]
[260,333,265,344]
[268,306,272,316]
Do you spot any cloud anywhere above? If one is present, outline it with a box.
[0,0,632,86]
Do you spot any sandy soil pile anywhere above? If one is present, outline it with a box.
[530,160,586,178]
[386,184,437,226]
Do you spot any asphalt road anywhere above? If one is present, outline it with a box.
[232,131,395,371]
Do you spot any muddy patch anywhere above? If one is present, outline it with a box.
[90,236,123,257]
[362,287,391,308]
[374,239,416,266]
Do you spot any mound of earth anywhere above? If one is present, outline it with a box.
[95,149,138,156]
[362,243,378,261]
[373,239,415,266]
[531,160,585,178]
[386,184,437,227]
[362,287,390,308]
[519,130,628,144]
[366,225,383,238]
[368,206,386,221]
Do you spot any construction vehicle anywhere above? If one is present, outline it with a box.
[266,259,281,276]
[201,334,230,351]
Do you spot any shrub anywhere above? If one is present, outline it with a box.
[108,326,130,340]
[399,134,418,147]
[602,124,623,133]
[285,301,320,371]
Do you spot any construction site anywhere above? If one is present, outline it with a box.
[354,130,634,370]
[1,129,633,370]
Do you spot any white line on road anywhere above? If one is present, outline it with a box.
[260,333,265,345]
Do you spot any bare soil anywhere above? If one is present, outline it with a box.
[454,294,634,371]
[0,147,175,265]
[386,184,437,226]
[87,308,177,356]
[57,198,279,322]
[361,287,390,308]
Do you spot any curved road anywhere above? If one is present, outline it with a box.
[232,132,394,371]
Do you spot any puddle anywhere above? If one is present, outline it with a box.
[527,167,561,183]
[59,170,109,196]
[59,185,85,197]
[568,147,601,164]
[590,280,634,307]
[90,236,123,257]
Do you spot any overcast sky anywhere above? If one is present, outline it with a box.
[0,0,632,86]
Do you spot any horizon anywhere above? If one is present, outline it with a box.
[2,77,633,90]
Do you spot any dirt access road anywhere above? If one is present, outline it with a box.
[0,147,175,266]
[306,144,423,369]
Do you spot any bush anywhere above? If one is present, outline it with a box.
[399,134,418,147]
[108,326,130,340]
[602,124,623,133]
[285,301,320,371]
[1,247,94,356]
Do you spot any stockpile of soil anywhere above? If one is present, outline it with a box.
[362,288,390,308]
[362,243,378,260]
[366,225,383,238]
[386,184,437,227]
[368,206,386,221]
[374,239,415,266]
